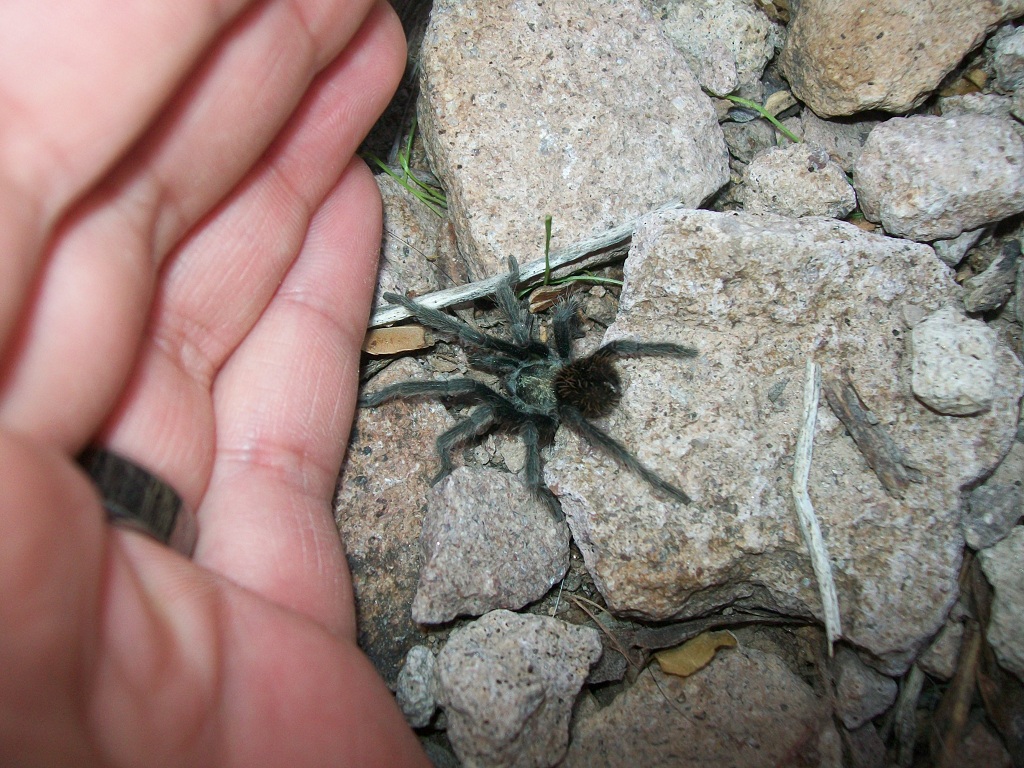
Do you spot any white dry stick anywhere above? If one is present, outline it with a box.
[792,359,843,652]
[368,200,691,328]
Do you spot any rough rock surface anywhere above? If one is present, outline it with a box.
[545,208,1024,672]
[779,0,1020,117]
[978,526,1024,680]
[994,24,1024,92]
[940,92,1017,122]
[436,610,602,768]
[738,142,856,219]
[910,307,1000,416]
[833,647,898,730]
[794,108,878,173]
[964,240,1021,313]
[564,647,834,767]
[375,174,455,304]
[933,228,988,268]
[412,467,569,624]
[417,0,728,274]
[854,114,1024,242]
[396,645,439,729]
[964,437,1024,549]
[657,0,781,99]
[335,358,454,686]
[918,618,965,681]
[966,482,1023,552]
[721,118,777,165]
[1019,251,1024,327]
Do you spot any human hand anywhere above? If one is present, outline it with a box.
[0,1,429,765]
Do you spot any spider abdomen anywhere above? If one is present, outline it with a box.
[554,351,622,418]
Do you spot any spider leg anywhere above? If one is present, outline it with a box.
[559,406,691,504]
[595,339,698,360]
[466,351,522,374]
[494,256,534,347]
[431,406,495,485]
[551,294,581,360]
[520,420,562,516]
[382,291,524,357]
[360,377,524,485]
[360,378,510,408]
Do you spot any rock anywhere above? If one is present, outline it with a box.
[954,721,1015,768]
[933,228,987,268]
[396,646,439,728]
[964,461,1023,551]
[436,610,602,768]
[1019,250,1024,327]
[940,92,1016,121]
[422,740,461,768]
[417,0,728,274]
[563,647,834,767]
[845,723,888,768]
[911,307,999,416]
[917,618,965,681]
[833,647,898,729]
[544,208,1023,673]
[1014,89,1024,123]
[375,174,455,304]
[978,526,1024,679]
[498,438,526,474]
[412,467,570,624]
[722,118,777,165]
[657,0,782,99]
[964,239,1021,313]
[795,108,879,173]
[778,0,1017,117]
[994,25,1024,93]
[335,358,455,686]
[738,142,856,219]
[854,114,1024,242]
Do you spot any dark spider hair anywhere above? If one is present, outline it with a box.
[360,257,697,509]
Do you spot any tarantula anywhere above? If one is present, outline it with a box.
[360,257,697,507]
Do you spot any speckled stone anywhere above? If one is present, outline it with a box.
[911,307,999,416]
[738,142,856,219]
[545,208,1023,673]
[564,647,834,767]
[854,115,1024,242]
[412,467,570,624]
[437,610,602,768]
[779,0,1019,117]
[417,0,728,274]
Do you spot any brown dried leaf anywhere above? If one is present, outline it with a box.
[362,326,432,356]
[527,284,569,314]
[654,630,737,678]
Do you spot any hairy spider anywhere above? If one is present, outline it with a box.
[360,257,697,507]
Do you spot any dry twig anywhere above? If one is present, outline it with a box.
[367,200,690,328]
[792,360,842,652]
[822,375,922,498]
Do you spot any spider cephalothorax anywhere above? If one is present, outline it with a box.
[360,257,697,507]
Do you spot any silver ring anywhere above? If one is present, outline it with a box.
[78,447,197,557]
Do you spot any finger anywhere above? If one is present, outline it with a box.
[0,433,426,766]
[0,0,252,347]
[88,546,428,767]
[99,5,404,629]
[197,159,383,635]
[95,0,403,509]
[0,430,105,764]
[0,0,385,450]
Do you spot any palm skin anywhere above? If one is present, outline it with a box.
[0,1,429,765]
